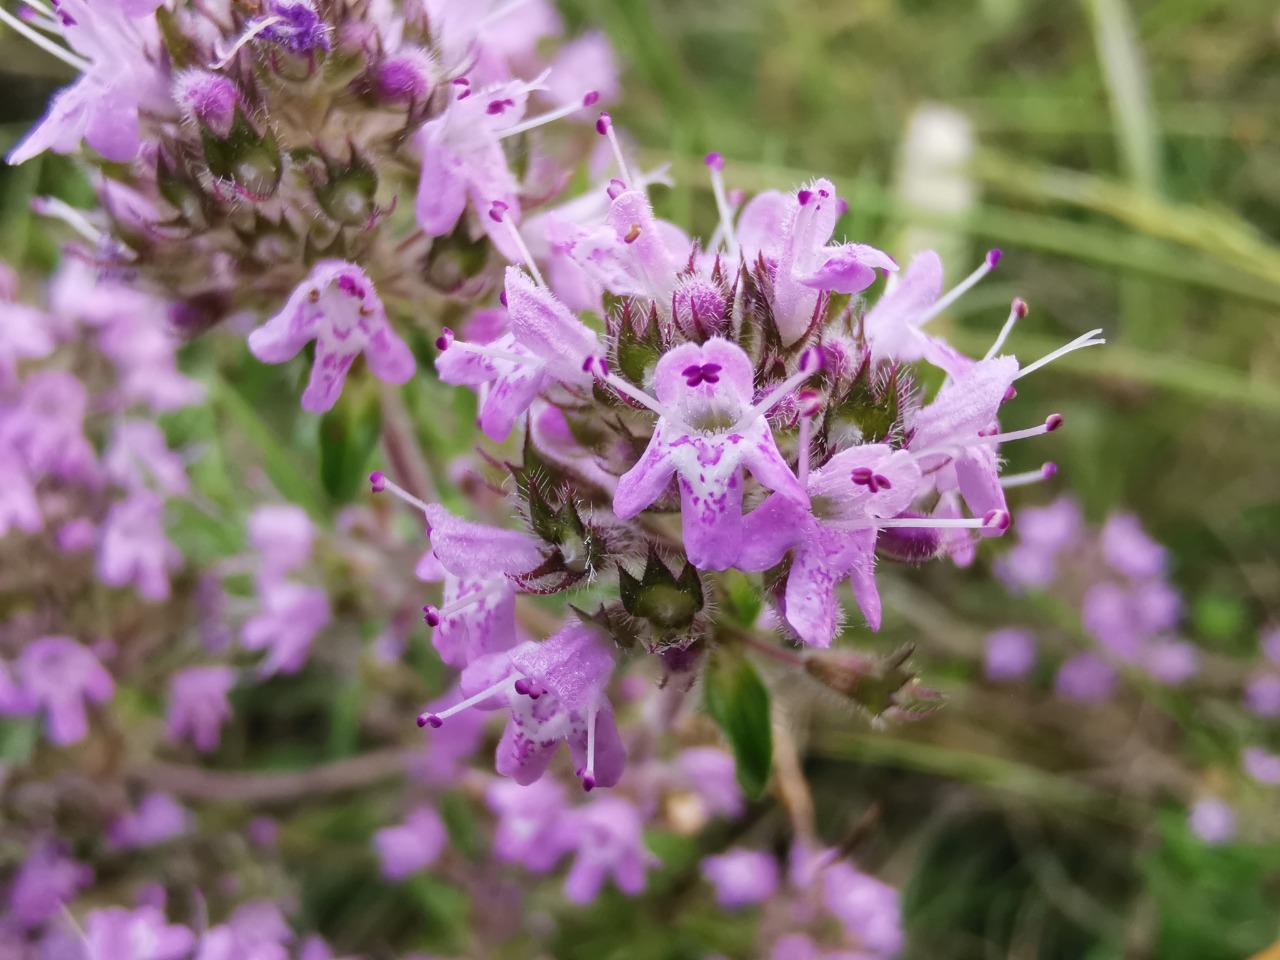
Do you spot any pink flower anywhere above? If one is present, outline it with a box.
[562,797,654,903]
[248,261,414,413]
[701,849,779,909]
[168,666,237,752]
[242,581,331,677]
[607,338,812,571]
[373,807,448,881]
[17,636,114,745]
[97,492,182,601]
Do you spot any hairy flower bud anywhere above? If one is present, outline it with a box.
[173,70,241,139]
[672,277,729,340]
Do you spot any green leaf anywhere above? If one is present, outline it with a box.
[703,651,772,799]
[319,385,382,504]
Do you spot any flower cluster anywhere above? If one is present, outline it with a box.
[0,1,1126,956]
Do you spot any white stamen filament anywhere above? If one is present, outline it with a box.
[210,16,282,70]
[916,255,997,329]
[583,702,598,787]
[600,120,633,186]
[708,164,738,257]
[502,227,546,288]
[969,420,1059,446]
[501,98,590,139]
[984,301,1025,360]
[453,341,542,368]
[831,515,999,531]
[0,6,90,71]
[31,197,103,244]
[1000,463,1055,488]
[434,580,509,619]
[1015,329,1106,379]
[376,476,432,516]
[598,367,690,431]
[733,360,819,432]
[424,678,513,725]
[20,0,56,16]
[796,411,814,488]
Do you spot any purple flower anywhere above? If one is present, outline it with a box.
[104,420,190,497]
[1,370,97,482]
[0,300,54,386]
[83,906,195,960]
[562,797,654,903]
[821,862,904,958]
[415,77,546,262]
[984,628,1036,681]
[8,841,92,928]
[610,338,810,571]
[908,355,1022,522]
[0,452,42,537]
[374,806,448,881]
[1243,747,1280,786]
[247,261,414,413]
[17,636,114,745]
[94,307,205,413]
[1100,512,1166,581]
[1082,582,1143,662]
[545,33,619,107]
[701,849,779,909]
[107,793,192,849]
[1140,639,1198,686]
[738,180,895,345]
[1188,797,1236,845]
[676,747,743,819]
[771,935,822,960]
[1244,673,1280,718]
[423,623,625,791]
[1263,627,1280,666]
[241,581,331,676]
[97,491,181,601]
[738,443,923,644]
[7,0,168,166]
[862,250,979,378]
[1054,653,1117,704]
[248,505,315,586]
[168,666,237,752]
[485,778,574,872]
[568,188,684,303]
[995,496,1082,590]
[419,503,544,667]
[435,268,600,442]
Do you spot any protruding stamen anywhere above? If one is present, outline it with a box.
[209,15,283,69]
[1001,462,1057,488]
[1014,329,1106,380]
[595,112,633,185]
[705,152,739,258]
[916,250,1002,329]
[584,356,688,429]
[369,470,432,515]
[829,510,1010,532]
[0,6,90,71]
[579,702,600,792]
[501,91,600,139]
[417,677,513,728]
[984,298,1027,360]
[606,178,626,200]
[489,202,547,288]
[851,467,892,493]
[451,77,471,100]
[796,388,821,487]
[733,347,823,431]
[435,328,455,351]
[31,196,104,245]
[423,580,510,627]
[449,339,542,368]
[971,414,1063,446]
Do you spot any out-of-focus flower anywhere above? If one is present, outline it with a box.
[374,807,448,880]
[1188,797,1236,845]
[562,797,654,903]
[701,849,779,909]
[17,636,114,745]
[984,628,1037,681]
[107,793,192,849]
[168,666,237,752]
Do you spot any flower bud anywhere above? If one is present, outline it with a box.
[313,154,379,226]
[173,70,241,138]
[672,277,728,340]
[200,117,283,201]
[373,49,436,104]
[619,549,704,633]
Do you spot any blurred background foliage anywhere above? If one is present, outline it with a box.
[2,0,1279,957]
